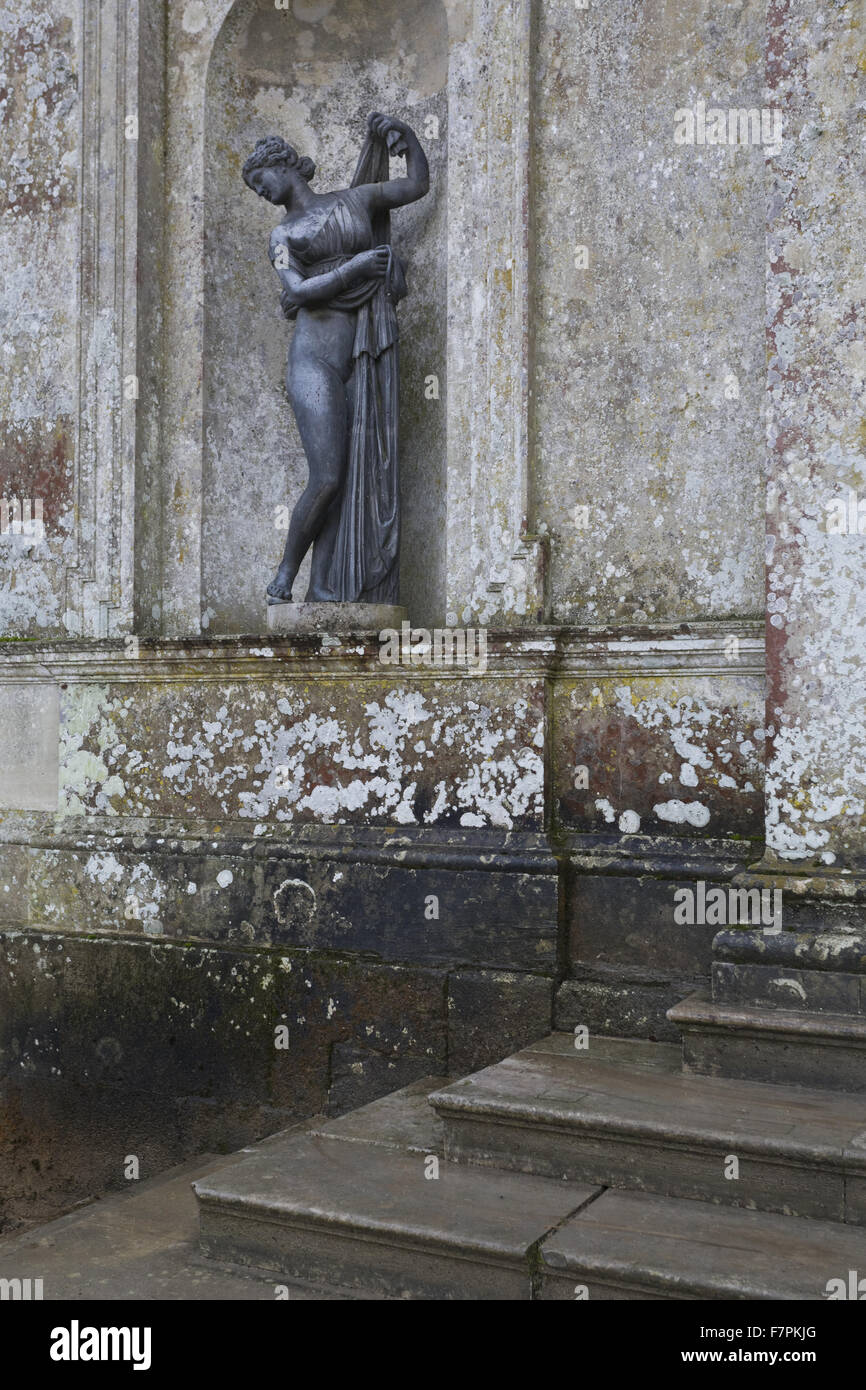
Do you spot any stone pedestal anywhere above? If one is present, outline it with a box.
[266,603,407,636]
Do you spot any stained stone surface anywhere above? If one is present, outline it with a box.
[672,992,866,1099]
[192,1054,866,1301]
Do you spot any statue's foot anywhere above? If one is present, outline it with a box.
[267,567,295,605]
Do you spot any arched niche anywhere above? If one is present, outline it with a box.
[201,0,448,631]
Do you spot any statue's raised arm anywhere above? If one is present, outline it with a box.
[356,112,430,211]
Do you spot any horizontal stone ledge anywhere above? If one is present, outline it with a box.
[0,820,763,878]
[567,960,709,990]
[713,927,866,972]
[733,862,866,901]
[538,1188,866,1301]
[0,926,559,979]
[562,831,759,879]
[0,819,559,874]
[675,995,866,1039]
[670,991,866,1044]
[0,621,766,681]
[0,921,558,975]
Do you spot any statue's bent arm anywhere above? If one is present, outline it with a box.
[359,115,430,212]
[268,232,388,310]
[268,237,342,309]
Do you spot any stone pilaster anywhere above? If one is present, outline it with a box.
[445,0,548,627]
[67,0,140,637]
[671,0,866,1085]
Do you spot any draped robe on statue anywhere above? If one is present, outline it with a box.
[279,134,406,604]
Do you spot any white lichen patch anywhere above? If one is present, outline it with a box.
[653,799,711,828]
[115,685,548,830]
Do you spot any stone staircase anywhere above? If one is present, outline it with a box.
[193,1032,866,1299]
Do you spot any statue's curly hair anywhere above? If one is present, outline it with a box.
[242,135,316,187]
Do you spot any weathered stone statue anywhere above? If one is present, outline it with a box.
[243,113,429,609]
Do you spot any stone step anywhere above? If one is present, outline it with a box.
[538,1188,866,1301]
[195,1128,600,1300]
[669,991,866,1092]
[193,1076,866,1300]
[428,1034,866,1223]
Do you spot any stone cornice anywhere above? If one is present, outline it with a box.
[0,814,558,874]
[0,621,765,683]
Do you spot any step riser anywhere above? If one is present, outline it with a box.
[537,1270,830,1300]
[681,1028,866,1094]
[442,1115,866,1225]
[711,961,866,1017]
[538,1275,677,1300]
[668,991,866,1092]
[199,1205,534,1300]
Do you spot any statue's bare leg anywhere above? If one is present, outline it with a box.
[268,313,354,602]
